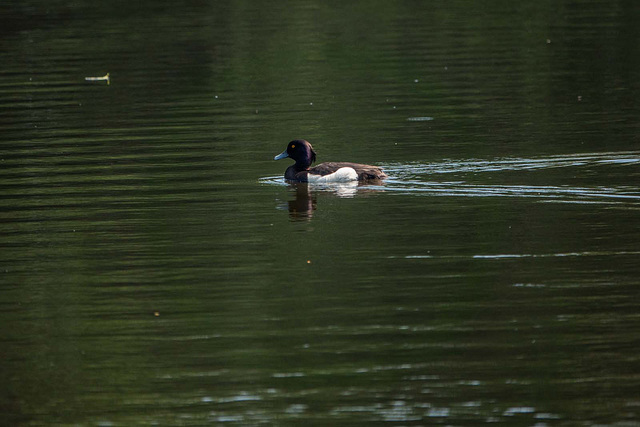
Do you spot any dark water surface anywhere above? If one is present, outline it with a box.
[2,0,640,425]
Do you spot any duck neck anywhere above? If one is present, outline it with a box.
[294,160,311,171]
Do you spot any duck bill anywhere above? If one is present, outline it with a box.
[274,150,289,160]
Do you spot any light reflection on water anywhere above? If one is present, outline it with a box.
[401,251,640,259]
[379,180,640,203]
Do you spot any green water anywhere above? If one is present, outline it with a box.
[1,0,639,425]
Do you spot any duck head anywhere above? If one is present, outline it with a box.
[274,139,317,169]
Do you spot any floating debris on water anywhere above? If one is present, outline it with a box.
[407,116,434,121]
[85,73,110,85]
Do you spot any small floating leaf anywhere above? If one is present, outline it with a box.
[85,73,110,85]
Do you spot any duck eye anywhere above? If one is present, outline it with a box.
[291,144,295,149]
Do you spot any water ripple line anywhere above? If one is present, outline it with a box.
[383,150,640,176]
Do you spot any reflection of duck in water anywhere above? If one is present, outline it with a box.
[287,184,317,221]
[274,139,387,183]
[284,180,384,221]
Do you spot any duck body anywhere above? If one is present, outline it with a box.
[274,140,387,183]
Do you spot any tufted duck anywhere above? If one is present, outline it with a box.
[274,139,387,182]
